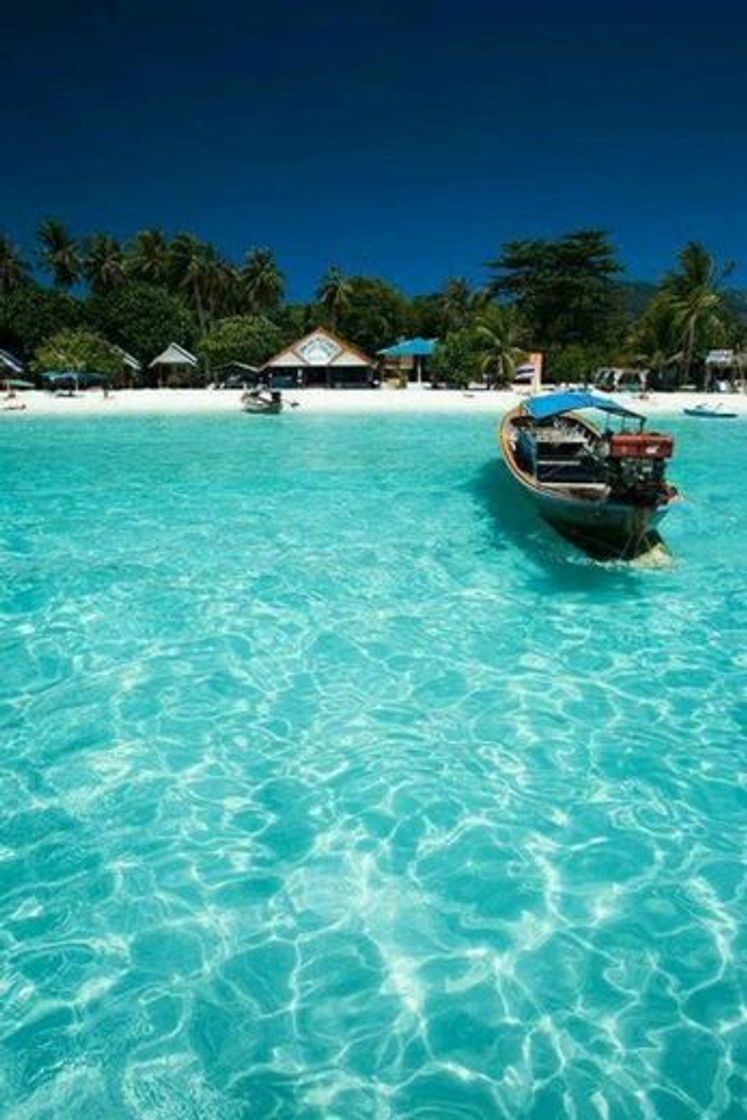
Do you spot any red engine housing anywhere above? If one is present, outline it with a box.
[608,432,674,460]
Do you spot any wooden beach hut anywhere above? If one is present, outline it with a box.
[148,342,200,387]
[263,327,374,388]
[113,346,142,388]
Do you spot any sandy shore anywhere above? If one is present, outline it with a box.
[4,386,747,418]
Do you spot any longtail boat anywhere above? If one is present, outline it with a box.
[499,391,678,560]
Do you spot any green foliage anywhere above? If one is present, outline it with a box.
[278,303,318,344]
[622,280,658,319]
[408,293,446,339]
[333,276,409,355]
[127,228,170,286]
[439,277,475,332]
[0,235,29,294]
[626,294,682,377]
[474,305,527,386]
[430,329,485,388]
[37,218,80,289]
[0,285,87,358]
[168,233,238,332]
[408,280,492,340]
[489,229,624,349]
[83,234,127,295]
[88,282,196,362]
[197,315,283,371]
[430,306,526,388]
[660,242,729,380]
[33,329,121,375]
[723,288,747,328]
[316,267,353,329]
[625,243,732,386]
[545,344,611,386]
[242,249,284,314]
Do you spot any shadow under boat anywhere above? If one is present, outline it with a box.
[469,460,672,590]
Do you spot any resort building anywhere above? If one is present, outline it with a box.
[705,349,745,390]
[263,327,374,388]
[148,342,199,388]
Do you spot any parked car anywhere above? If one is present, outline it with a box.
[593,368,647,393]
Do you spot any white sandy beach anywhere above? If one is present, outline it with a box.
[4,386,747,418]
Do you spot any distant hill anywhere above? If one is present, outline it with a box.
[724,289,747,324]
[621,281,658,317]
[621,281,747,324]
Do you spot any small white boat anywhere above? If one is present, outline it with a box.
[683,402,738,419]
[241,387,284,414]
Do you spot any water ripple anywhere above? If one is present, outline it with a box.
[0,414,745,1117]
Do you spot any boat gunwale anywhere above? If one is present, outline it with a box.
[499,405,613,506]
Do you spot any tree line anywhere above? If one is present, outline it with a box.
[0,221,743,387]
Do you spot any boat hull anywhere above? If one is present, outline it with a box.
[683,408,736,419]
[530,486,670,559]
[242,401,283,414]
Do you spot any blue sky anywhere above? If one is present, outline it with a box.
[2,1,745,298]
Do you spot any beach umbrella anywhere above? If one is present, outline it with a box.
[41,371,77,390]
[377,337,438,384]
[41,370,110,391]
[4,379,34,390]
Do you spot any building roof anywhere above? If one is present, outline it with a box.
[214,361,259,373]
[0,349,24,374]
[149,342,197,368]
[705,349,741,367]
[378,337,437,358]
[264,326,373,369]
[113,345,142,371]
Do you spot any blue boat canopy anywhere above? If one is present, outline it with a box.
[377,337,437,358]
[526,391,644,422]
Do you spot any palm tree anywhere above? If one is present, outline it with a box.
[628,295,683,385]
[474,305,526,387]
[207,259,242,323]
[127,228,170,285]
[242,248,284,314]
[440,277,474,331]
[0,234,29,293]
[37,218,80,289]
[168,234,223,333]
[662,242,728,383]
[469,284,493,315]
[316,266,352,329]
[84,233,126,295]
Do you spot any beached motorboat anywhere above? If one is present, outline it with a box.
[499,391,678,559]
[241,387,284,414]
[683,402,738,419]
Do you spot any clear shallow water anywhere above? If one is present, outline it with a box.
[0,412,745,1119]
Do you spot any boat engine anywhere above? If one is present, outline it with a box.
[608,433,674,461]
[606,432,674,498]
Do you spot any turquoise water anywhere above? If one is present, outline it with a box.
[0,412,745,1119]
